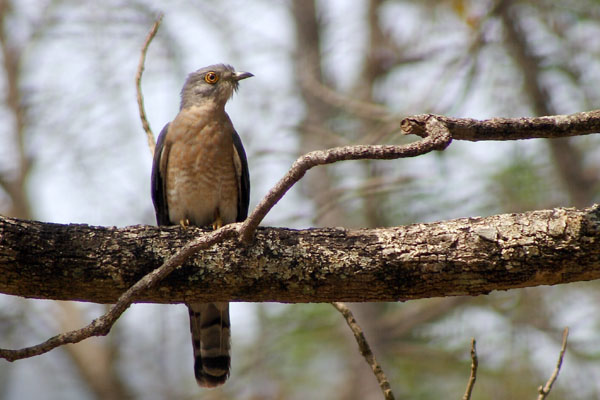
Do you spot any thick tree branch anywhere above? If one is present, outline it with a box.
[1,205,599,305]
[0,222,240,361]
[401,109,600,141]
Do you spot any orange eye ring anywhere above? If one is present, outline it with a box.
[204,71,219,84]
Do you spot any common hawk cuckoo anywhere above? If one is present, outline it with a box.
[151,64,251,387]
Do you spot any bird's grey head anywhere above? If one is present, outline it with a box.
[180,64,253,109]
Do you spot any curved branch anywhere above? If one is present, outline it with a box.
[135,13,163,156]
[239,117,451,242]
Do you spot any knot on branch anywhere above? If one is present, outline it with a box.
[401,114,452,150]
[425,117,453,150]
[401,114,435,137]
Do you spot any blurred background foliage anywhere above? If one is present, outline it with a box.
[1,0,599,399]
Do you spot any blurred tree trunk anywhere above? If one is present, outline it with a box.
[291,0,347,226]
[497,0,598,207]
[0,0,30,219]
[345,1,399,398]
[0,2,132,398]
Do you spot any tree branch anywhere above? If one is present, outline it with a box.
[1,204,599,306]
[0,222,240,361]
[462,338,478,400]
[537,327,569,400]
[135,13,163,157]
[401,109,600,141]
[332,302,395,400]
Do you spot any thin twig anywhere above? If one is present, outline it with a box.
[537,327,569,400]
[332,302,395,400]
[0,224,239,361]
[136,12,163,156]
[462,338,478,400]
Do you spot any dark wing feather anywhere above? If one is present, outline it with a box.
[151,123,171,226]
[232,130,250,221]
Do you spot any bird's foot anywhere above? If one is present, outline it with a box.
[180,218,190,229]
[212,215,223,230]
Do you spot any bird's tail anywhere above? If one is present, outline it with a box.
[187,302,231,387]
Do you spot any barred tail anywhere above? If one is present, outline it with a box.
[187,302,231,387]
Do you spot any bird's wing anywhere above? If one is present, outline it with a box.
[151,123,172,226]
[232,129,250,221]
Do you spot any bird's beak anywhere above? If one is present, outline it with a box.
[233,71,254,81]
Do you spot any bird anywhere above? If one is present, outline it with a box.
[150,64,251,387]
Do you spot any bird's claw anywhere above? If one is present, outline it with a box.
[212,215,223,230]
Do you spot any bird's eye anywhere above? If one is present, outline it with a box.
[204,71,219,84]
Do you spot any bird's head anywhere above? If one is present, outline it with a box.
[180,64,253,109]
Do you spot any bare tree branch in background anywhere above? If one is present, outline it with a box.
[56,302,133,400]
[332,302,395,400]
[299,69,393,123]
[135,12,163,156]
[462,338,478,400]
[537,327,569,400]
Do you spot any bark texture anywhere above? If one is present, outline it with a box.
[1,204,599,304]
[401,110,600,141]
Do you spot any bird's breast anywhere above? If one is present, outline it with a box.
[165,109,238,227]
